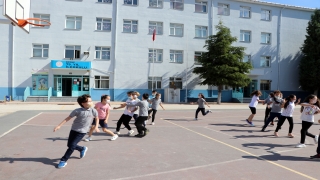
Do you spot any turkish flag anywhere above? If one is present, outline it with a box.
[152,29,156,41]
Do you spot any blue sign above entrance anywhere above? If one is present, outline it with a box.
[51,60,91,69]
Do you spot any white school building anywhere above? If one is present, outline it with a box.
[0,0,315,102]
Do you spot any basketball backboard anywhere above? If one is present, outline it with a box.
[3,0,30,33]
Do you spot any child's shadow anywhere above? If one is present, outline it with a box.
[0,157,60,167]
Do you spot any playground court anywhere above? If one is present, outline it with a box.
[0,104,319,180]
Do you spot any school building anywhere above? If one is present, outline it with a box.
[0,0,315,102]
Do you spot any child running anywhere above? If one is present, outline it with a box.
[84,95,118,141]
[310,119,320,159]
[246,90,264,126]
[113,91,135,135]
[148,93,165,125]
[296,94,320,148]
[274,94,300,137]
[126,93,150,138]
[53,94,99,169]
[261,90,284,131]
[263,92,274,125]
[194,93,212,120]
[132,91,140,122]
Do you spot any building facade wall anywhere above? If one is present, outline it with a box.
[0,0,314,101]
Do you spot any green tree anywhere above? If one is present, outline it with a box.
[299,9,320,95]
[193,21,252,104]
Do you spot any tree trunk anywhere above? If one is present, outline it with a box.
[314,89,318,96]
[217,85,223,104]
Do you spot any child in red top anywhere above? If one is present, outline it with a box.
[85,95,118,141]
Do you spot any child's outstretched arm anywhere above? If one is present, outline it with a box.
[160,103,165,110]
[113,103,126,109]
[295,98,301,105]
[54,116,72,132]
[205,101,210,108]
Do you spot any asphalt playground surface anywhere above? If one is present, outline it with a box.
[0,103,320,180]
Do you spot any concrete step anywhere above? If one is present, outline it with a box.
[49,97,78,102]
[25,96,48,102]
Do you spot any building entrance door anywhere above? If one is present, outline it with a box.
[62,78,72,96]
[243,80,258,97]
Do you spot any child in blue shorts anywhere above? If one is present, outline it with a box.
[53,94,99,169]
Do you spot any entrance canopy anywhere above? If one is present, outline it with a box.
[51,60,91,69]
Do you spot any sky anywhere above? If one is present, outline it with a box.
[261,0,320,9]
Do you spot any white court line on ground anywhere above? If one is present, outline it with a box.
[112,158,246,180]
[164,120,317,180]
[0,113,42,139]
[22,124,71,127]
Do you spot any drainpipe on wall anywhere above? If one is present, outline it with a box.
[111,0,118,101]
[277,5,287,90]
[11,25,14,100]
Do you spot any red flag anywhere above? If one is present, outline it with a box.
[152,29,156,41]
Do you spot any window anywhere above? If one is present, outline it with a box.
[149,49,163,62]
[98,0,112,3]
[95,47,110,60]
[242,55,252,67]
[170,50,183,63]
[149,22,163,35]
[261,33,271,44]
[195,0,207,13]
[96,18,111,31]
[123,20,138,33]
[240,6,250,18]
[33,14,50,27]
[169,77,182,89]
[148,77,162,89]
[33,44,49,58]
[261,9,271,20]
[240,30,251,42]
[65,16,82,29]
[124,0,137,5]
[218,3,229,15]
[149,0,163,8]
[65,45,81,59]
[170,23,183,36]
[194,51,203,65]
[260,56,271,67]
[260,80,271,90]
[95,76,109,89]
[170,0,183,10]
[195,26,207,38]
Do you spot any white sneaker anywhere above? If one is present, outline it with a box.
[295,143,306,148]
[114,131,120,135]
[84,137,92,142]
[111,134,118,141]
[208,110,212,113]
[151,122,155,125]
[128,130,134,135]
[314,135,319,144]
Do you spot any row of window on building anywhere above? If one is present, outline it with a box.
[92,0,272,21]
[33,44,271,67]
[35,14,272,43]
[96,75,271,91]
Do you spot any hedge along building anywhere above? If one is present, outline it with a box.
[0,0,315,102]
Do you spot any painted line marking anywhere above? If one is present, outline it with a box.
[22,124,71,127]
[112,158,246,180]
[163,120,317,180]
[0,113,42,139]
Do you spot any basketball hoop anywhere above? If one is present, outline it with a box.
[17,18,51,28]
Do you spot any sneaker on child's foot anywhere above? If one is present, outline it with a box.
[57,161,67,169]
[310,154,320,159]
[80,147,88,158]
[194,118,198,120]
[314,135,319,144]
[111,134,118,141]
[128,130,134,135]
[84,137,92,142]
[114,131,120,135]
[151,122,155,125]
[295,143,306,148]
[288,133,294,138]
[250,122,254,126]
[274,132,279,137]
[135,134,144,138]
[246,119,251,125]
